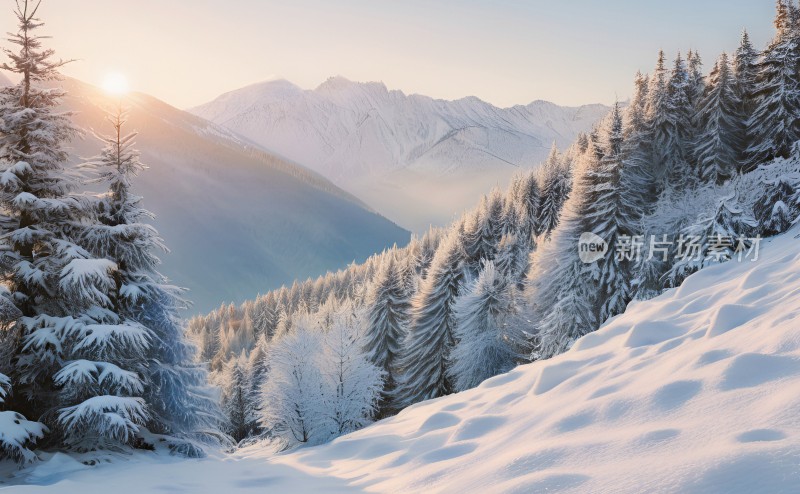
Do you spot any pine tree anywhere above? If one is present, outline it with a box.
[395,232,465,407]
[744,0,800,170]
[221,353,256,443]
[537,144,571,238]
[363,254,409,415]
[622,71,656,215]
[510,170,541,241]
[527,140,599,360]
[78,104,219,446]
[694,53,745,184]
[647,51,694,191]
[687,50,706,107]
[733,29,759,135]
[754,177,798,235]
[0,0,149,450]
[583,104,635,321]
[448,261,521,391]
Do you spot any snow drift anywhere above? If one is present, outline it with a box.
[10,228,800,493]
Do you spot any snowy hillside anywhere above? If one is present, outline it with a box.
[55,78,409,313]
[191,77,609,231]
[11,227,800,493]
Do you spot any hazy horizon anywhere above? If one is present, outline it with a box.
[1,0,777,109]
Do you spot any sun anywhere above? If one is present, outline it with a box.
[102,72,130,96]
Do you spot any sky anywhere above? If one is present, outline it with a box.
[6,0,777,109]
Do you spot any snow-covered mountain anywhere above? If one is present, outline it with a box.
[12,226,800,493]
[56,78,409,314]
[191,77,609,231]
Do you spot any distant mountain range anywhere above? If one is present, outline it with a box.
[53,78,409,314]
[192,76,609,231]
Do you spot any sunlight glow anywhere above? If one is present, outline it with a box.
[102,72,130,96]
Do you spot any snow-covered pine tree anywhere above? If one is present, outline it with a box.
[221,353,256,443]
[448,260,521,392]
[395,231,465,407]
[668,187,757,285]
[733,30,759,140]
[0,0,153,451]
[621,71,656,216]
[537,143,571,239]
[509,170,541,242]
[754,177,799,235]
[647,51,694,191]
[363,254,409,416]
[526,137,599,360]
[583,104,635,321]
[694,53,745,184]
[666,52,697,188]
[744,0,800,170]
[78,103,220,448]
[687,50,706,107]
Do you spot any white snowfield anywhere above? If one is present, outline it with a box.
[9,229,800,493]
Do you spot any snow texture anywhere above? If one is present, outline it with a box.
[9,224,800,493]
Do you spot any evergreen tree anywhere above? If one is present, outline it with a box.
[527,140,599,360]
[537,144,571,238]
[448,261,520,391]
[0,0,146,450]
[583,104,635,321]
[395,232,465,407]
[694,53,745,184]
[79,104,220,446]
[744,0,800,170]
[733,29,759,134]
[221,354,256,443]
[687,50,706,107]
[363,254,409,415]
[622,71,656,215]
[754,177,799,235]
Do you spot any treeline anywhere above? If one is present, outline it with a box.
[191,1,800,450]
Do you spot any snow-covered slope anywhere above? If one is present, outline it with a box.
[191,78,609,231]
[11,229,800,492]
[57,78,410,314]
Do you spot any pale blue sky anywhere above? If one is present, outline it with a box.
[12,0,777,108]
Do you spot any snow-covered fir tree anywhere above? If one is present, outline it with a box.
[0,0,144,451]
[694,53,745,184]
[733,29,759,136]
[395,232,465,407]
[79,103,219,448]
[744,0,800,170]
[363,253,409,416]
[537,143,571,239]
[448,261,521,392]
[583,104,636,321]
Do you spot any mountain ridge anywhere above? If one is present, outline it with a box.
[54,77,410,313]
[191,76,609,231]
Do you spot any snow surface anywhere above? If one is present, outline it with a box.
[191,77,609,231]
[7,229,800,492]
[50,78,410,314]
